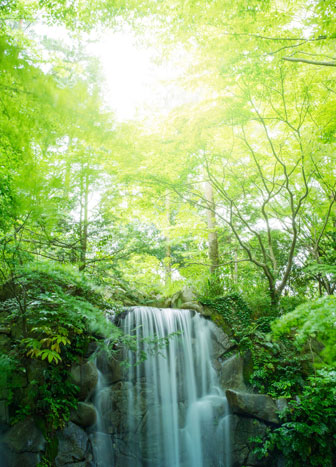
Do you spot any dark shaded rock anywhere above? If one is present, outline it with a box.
[229,414,269,467]
[226,389,280,424]
[220,354,247,391]
[3,417,45,453]
[0,400,9,425]
[27,360,47,383]
[70,361,98,401]
[71,402,97,428]
[3,451,41,467]
[55,422,90,466]
[85,342,99,358]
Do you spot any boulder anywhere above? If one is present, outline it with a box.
[3,417,45,453]
[55,422,90,466]
[219,354,247,391]
[70,361,98,401]
[226,389,280,424]
[71,402,97,428]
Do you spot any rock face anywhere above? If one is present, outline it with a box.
[55,422,92,466]
[219,354,247,391]
[2,418,46,467]
[229,414,269,467]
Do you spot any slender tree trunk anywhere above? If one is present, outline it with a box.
[79,170,89,271]
[204,181,219,274]
[233,248,238,284]
[164,193,172,286]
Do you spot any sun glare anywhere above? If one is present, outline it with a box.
[89,29,199,121]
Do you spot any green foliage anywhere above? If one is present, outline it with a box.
[0,354,17,388]
[249,336,307,398]
[254,370,336,467]
[0,260,123,455]
[201,293,252,336]
[272,296,336,366]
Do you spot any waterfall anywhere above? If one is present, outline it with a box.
[122,306,230,467]
[91,364,114,466]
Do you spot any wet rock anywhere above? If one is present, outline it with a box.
[226,389,280,424]
[219,354,247,391]
[55,422,90,466]
[98,382,136,434]
[3,417,45,453]
[229,414,269,467]
[70,361,98,401]
[71,402,97,428]
[96,350,123,384]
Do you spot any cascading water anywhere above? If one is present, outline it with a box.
[91,366,114,467]
[122,306,231,467]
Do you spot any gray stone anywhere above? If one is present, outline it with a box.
[3,417,45,453]
[70,361,98,401]
[229,414,269,467]
[219,354,247,391]
[71,402,97,428]
[55,422,89,466]
[226,389,280,424]
[210,325,234,361]
[96,350,123,384]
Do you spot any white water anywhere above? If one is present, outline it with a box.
[92,366,114,467]
[123,306,231,467]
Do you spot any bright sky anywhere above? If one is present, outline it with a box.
[88,29,197,121]
[34,22,201,122]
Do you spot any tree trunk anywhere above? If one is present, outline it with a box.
[79,170,89,271]
[204,181,219,274]
[164,193,172,286]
